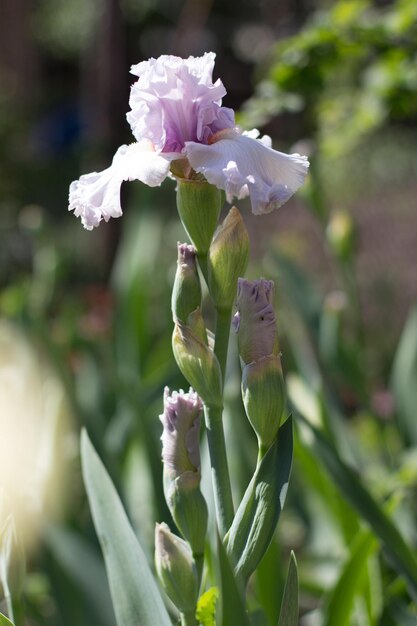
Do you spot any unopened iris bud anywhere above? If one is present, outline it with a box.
[172,320,222,408]
[176,179,223,255]
[233,278,279,365]
[160,388,208,555]
[155,522,198,614]
[172,243,202,324]
[208,207,249,309]
[234,278,285,449]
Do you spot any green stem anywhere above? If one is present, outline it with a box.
[202,305,235,537]
[193,552,204,588]
[257,443,269,464]
[197,252,208,286]
[204,403,234,537]
[214,306,232,385]
[181,610,198,626]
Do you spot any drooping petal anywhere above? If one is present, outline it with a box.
[68,141,172,230]
[127,53,235,153]
[185,129,309,215]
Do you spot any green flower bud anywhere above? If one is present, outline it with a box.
[242,356,286,449]
[326,210,355,261]
[176,179,223,255]
[155,522,199,614]
[172,243,202,324]
[172,319,222,408]
[208,207,249,309]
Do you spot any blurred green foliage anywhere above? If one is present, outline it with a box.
[242,0,417,158]
[1,0,417,624]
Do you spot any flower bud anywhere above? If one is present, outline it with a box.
[172,243,202,324]
[176,179,223,255]
[160,387,202,480]
[160,388,208,555]
[208,207,249,309]
[155,522,198,614]
[172,321,222,408]
[233,278,279,365]
[234,278,285,449]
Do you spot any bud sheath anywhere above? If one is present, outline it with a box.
[208,207,249,310]
[155,522,198,614]
[176,180,222,255]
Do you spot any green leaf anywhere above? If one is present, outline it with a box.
[196,587,218,626]
[322,530,377,626]
[0,613,15,626]
[277,552,299,626]
[81,430,171,626]
[294,410,417,602]
[226,417,293,584]
[217,535,251,626]
[391,305,417,444]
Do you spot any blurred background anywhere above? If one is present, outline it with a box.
[0,0,417,625]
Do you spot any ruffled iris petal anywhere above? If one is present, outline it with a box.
[185,130,309,215]
[68,142,172,230]
[127,53,235,153]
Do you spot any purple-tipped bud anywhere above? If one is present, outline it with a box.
[155,522,198,614]
[172,243,202,324]
[234,278,279,365]
[160,388,208,555]
[234,278,286,450]
[160,387,202,480]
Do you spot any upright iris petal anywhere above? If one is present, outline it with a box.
[127,53,235,153]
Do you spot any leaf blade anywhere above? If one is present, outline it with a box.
[277,552,299,626]
[322,530,377,626]
[226,416,293,584]
[218,534,251,626]
[81,430,171,626]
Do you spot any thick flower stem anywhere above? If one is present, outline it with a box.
[194,552,204,587]
[181,610,198,626]
[214,305,232,384]
[204,402,234,537]
[197,252,209,285]
[202,305,235,537]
